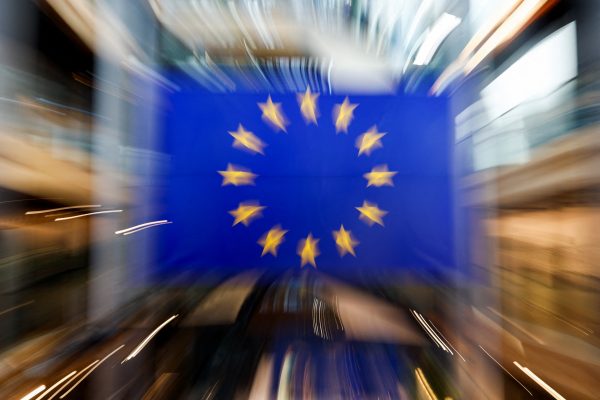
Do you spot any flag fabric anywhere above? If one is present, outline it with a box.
[151,82,453,279]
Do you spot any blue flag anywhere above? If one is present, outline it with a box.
[150,82,453,279]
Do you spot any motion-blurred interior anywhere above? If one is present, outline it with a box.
[1,0,599,399]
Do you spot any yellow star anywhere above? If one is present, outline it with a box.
[356,125,386,156]
[356,200,388,226]
[229,124,266,155]
[297,233,319,268]
[363,164,397,187]
[229,201,265,226]
[332,225,359,257]
[218,164,257,186]
[258,225,288,256]
[297,87,319,124]
[258,96,288,132]
[333,97,358,133]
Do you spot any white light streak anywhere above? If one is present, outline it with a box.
[25,205,101,215]
[49,361,98,400]
[411,310,441,348]
[414,13,462,66]
[404,0,433,50]
[21,386,46,400]
[411,310,453,354]
[428,319,466,362]
[416,313,452,353]
[59,346,124,399]
[122,221,172,235]
[54,210,123,221]
[228,1,256,49]
[122,315,178,363]
[479,346,532,396]
[34,371,77,400]
[513,362,565,400]
[115,220,171,235]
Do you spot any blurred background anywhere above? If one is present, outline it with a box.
[1,0,599,399]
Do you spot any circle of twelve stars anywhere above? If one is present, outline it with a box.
[218,88,397,268]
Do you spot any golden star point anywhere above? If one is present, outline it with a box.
[356,126,386,156]
[258,225,288,257]
[332,225,359,257]
[229,201,265,226]
[356,200,388,227]
[297,233,320,268]
[258,96,288,132]
[298,87,319,124]
[218,164,257,186]
[333,97,358,133]
[363,164,397,187]
[228,124,266,155]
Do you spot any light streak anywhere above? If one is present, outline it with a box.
[0,197,64,205]
[0,300,34,316]
[465,0,552,74]
[428,319,466,361]
[478,346,532,396]
[416,312,452,353]
[25,205,101,215]
[122,222,172,235]
[430,0,535,94]
[487,307,544,344]
[411,310,453,354]
[513,362,565,400]
[411,310,441,348]
[59,346,124,399]
[54,210,123,221]
[20,386,45,400]
[413,13,462,66]
[115,220,170,235]
[525,300,593,335]
[49,361,98,400]
[34,371,77,400]
[415,368,438,400]
[404,0,433,49]
[121,315,178,363]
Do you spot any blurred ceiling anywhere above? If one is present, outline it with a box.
[147,0,469,93]
[41,0,562,94]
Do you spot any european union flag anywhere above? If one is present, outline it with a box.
[152,81,453,280]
